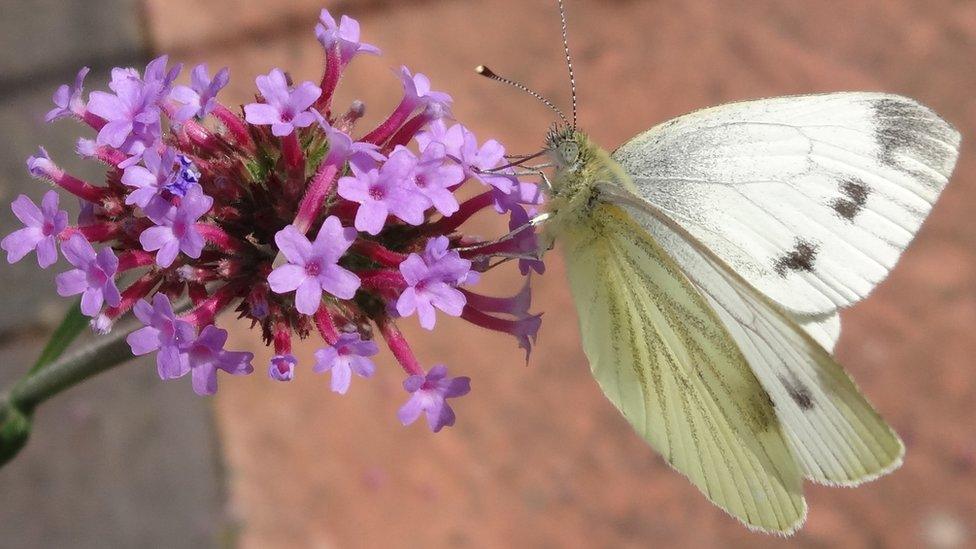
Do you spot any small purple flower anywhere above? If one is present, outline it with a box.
[46,67,90,122]
[396,236,475,330]
[139,184,212,267]
[140,55,182,98]
[415,120,457,155]
[55,234,121,317]
[269,354,297,381]
[127,293,196,379]
[244,69,321,137]
[115,124,162,168]
[316,9,380,65]
[397,365,471,433]
[267,218,360,315]
[395,143,464,217]
[1,191,68,268]
[121,146,179,212]
[455,127,512,191]
[313,333,378,394]
[87,75,162,149]
[183,325,254,396]
[321,124,384,171]
[170,64,230,123]
[337,162,430,235]
[397,66,452,113]
[418,122,511,191]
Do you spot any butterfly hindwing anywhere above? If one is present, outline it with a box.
[612,93,960,316]
[601,184,904,486]
[561,202,806,533]
[796,312,841,353]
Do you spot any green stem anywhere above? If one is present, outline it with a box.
[8,329,135,414]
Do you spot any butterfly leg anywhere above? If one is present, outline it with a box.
[454,212,551,252]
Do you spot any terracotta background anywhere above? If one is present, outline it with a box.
[142,1,976,547]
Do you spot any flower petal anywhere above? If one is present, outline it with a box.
[267,264,306,294]
[243,103,281,125]
[273,225,312,265]
[55,269,88,296]
[329,362,352,394]
[295,277,323,315]
[319,265,360,300]
[397,394,424,426]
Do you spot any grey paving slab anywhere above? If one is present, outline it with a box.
[0,0,144,87]
[0,336,226,549]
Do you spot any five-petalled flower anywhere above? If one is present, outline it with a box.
[127,293,196,379]
[170,64,230,123]
[183,326,254,396]
[396,237,476,330]
[397,365,471,433]
[1,191,68,268]
[55,234,121,317]
[139,184,212,267]
[268,218,360,315]
[338,161,430,235]
[244,69,322,136]
[314,333,378,394]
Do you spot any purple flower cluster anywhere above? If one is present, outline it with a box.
[2,9,543,433]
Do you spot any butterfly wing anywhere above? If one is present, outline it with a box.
[561,202,806,533]
[612,93,960,316]
[600,183,904,486]
[796,312,840,352]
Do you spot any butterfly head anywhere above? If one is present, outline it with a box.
[546,125,586,172]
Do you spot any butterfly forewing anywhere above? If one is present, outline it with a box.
[611,93,960,316]
[561,202,806,533]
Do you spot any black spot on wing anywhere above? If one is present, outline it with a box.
[778,373,815,410]
[830,178,870,221]
[872,97,956,181]
[774,239,819,277]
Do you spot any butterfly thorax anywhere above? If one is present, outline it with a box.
[544,127,638,237]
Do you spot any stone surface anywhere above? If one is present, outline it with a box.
[0,0,143,87]
[0,338,228,549]
[145,0,976,547]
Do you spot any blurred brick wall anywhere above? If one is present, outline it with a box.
[145,1,976,547]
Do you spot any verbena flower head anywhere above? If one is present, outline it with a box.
[3,9,544,433]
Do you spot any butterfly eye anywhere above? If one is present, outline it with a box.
[558,141,580,166]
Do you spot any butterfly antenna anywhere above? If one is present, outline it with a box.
[475,65,571,127]
[557,0,578,128]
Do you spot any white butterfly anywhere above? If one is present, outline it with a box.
[550,91,959,536]
[481,2,960,535]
